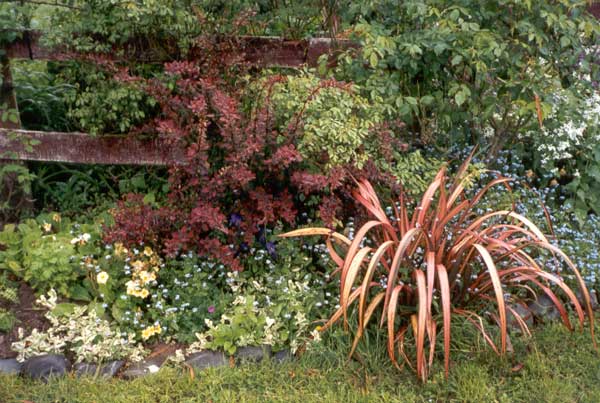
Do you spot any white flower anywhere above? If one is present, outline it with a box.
[96,271,109,284]
[265,317,276,328]
[147,365,160,373]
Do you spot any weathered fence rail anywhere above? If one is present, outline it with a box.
[1,32,356,167]
[5,31,356,67]
[0,129,185,166]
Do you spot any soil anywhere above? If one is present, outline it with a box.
[0,282,49,359]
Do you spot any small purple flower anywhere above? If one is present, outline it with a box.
[207,305,215,314]
[229,213,242,227]
[266,241,277,258]
[239,242,249,253]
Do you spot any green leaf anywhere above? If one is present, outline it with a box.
[369,52,378,69]
[455,91,467,106]
[7,260,22,272]
[420,95,435,106]
[52,303,79,317]
[112,304,124,321]
[143,192,156,205]
[88,301,106,317]
[69,284,91,301]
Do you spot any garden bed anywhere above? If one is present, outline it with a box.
[2,1,600,400]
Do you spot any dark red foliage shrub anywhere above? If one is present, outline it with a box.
[102,20,405,270]
[104,194,182,247]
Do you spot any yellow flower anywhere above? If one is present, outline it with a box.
[126,280,139,296]
[139,289,150,298]
[139,271,156,285]
[141,324,162,340]
[141,327,154,340]
[96,271,109,284]
[42,222,52,232]
[131,260,145,271]
[52,213,61,223]
[143,247,153,257]
[114,243,128,257]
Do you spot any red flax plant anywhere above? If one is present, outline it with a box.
[281,157,596,381]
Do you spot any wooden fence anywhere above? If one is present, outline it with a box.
[2,3,600,165]
[1,32,355,166]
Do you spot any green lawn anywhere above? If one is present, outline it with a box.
[2,323,600,403]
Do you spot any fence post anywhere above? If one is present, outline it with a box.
[1,51,32,226]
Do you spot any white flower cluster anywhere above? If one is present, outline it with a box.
[534,86,600,167]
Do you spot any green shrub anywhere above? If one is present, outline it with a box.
[58,63,155,135]
[0,213,103,298]
[266,72,385,170]
[332,0,599,154]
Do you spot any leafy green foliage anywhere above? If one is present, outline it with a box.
[266,72,385,170]
[0,213,102,298]
[11,289,146,364]
[383,149,443,197]
[40,0,341,53]
[0,308,16,333]
[193,235,337,353]
[12,61,74,132]
[41,0,200,54]
[58,63,155,135]
[30,162,168,216]
[332,0,599,153]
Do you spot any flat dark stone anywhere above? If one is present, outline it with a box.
[236,345,272,364]
[185,350,227,370]
[0,358,22,374]
[21,354,70,382]
[506,303,533,332]
[575,288,599,311]
[273,349,292,363]
[120,361,162,379]
[74,360,124,378]
[120,349,177,379]
[528,294,560,322]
